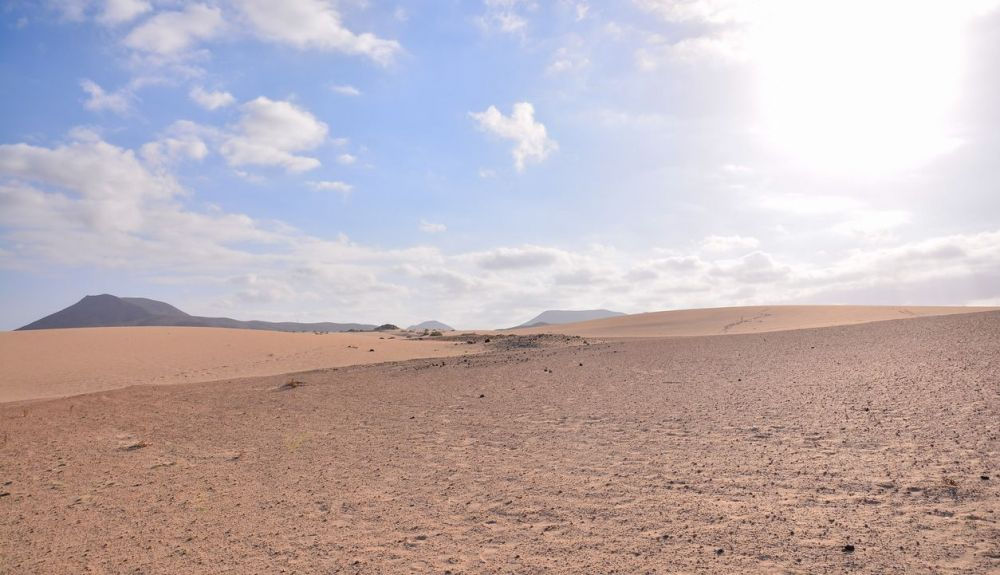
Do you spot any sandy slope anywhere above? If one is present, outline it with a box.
[0,312,997,574]
[511,305,997,337]
[0,327,480,404]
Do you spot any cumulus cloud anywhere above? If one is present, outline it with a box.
[2,133,999,327]
[0,135,180,234]
[419,220,447,234]
[470,102,558,172]
[140,121,210,166]
[80,79,131,114]
[220,97,328,173]
[123,4,225,55]
[233,0,401,65]
[189,86,236,110]
[336,153,357,165]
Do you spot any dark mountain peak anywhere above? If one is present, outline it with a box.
[17,294,378,333]
[18,294,157,331]
[121,297,189,318]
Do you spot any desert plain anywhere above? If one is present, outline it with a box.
[1,306,998,573]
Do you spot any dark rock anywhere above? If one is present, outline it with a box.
[842,544,855,554]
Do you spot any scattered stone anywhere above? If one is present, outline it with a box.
[842,544,855,554]
[276,379,305,391]
[715,548,724,556]
[981,475,990,481]
[119,440,148,452]
[369,348,375,352]
[0,491,9,498]
[479,394,486,398]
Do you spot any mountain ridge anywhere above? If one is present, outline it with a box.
[17,294,377,333]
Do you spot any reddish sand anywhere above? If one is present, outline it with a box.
[0,327,480,404]
[511,305,998,338]
[1,310,997,573]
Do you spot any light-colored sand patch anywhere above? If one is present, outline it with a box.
[0,327,478,403]
[510,305,997,337]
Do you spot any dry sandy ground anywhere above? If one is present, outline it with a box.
[511,305,998,338]
[1,311,997,574]
[0,327,480,404]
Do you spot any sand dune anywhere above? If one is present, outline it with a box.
[1,312,997,573]
[0,327,479,404]
[511,305,997,337]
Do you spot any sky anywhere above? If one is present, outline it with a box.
[1,0,999,330]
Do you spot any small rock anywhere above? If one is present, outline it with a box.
[981,475,990,481]
[715,548,724,556]
[368,348,375,352]
[479,394,485,398]
[842,544,855,554]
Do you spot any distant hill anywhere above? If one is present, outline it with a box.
[407,320,454,331]
[512,309,625,329]
[17,294,377,333]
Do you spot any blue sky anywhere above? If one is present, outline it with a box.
[2,0,999,329]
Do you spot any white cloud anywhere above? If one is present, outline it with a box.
[479,0,535,34]
[233,0,401,65]
[832,210,912,241]
[470,102,558,172]
[331,84,362,97]
[220,97,328,173]
[123,4,225,55]
[710,250,789,284]
[419,219,447,234]
[307,180,353,195]
[478,168,497,178]
[336,153,357,165]
[633,0,747,25]
[97,0,150,26]
[189,86,236,110]
[2,134,999,326]
[0,135,180,234]
[140,121,210,166]
[80,79,131,114]
[700,234,760,253]
[547,44,590,75]
[476,245,564,270]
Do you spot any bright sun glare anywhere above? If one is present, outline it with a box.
[750,1,974,174]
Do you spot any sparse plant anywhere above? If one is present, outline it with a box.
[430,330,442,337]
